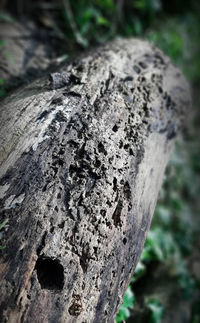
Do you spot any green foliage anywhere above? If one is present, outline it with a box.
[0,218,8,230]
[0,78,5,98]
[145,298,164,323]
[146,14,200,81]
[0,13,14,23]
[116,286,135,323]
[175,259,196,299]
[0,40,6,47]
[62,0,116,47]
[0,219,8,249]
[140,227,177,263]
[60,0,163,47]
[192,300,200,323]
[146,23,183,63]
[59,0,200,86]
[131,261,146,283]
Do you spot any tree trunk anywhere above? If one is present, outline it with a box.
[0,38,190,323]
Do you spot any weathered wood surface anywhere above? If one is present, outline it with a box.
[0,38,190,322]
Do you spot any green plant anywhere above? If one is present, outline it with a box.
[0,218,8,249]
[0,13,14,23]
[0,78,5,98]
[116,286,135,323]
[131,261,146,283]
[145,298,164,323]
[140,227,179,263]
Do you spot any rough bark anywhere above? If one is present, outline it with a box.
[0,38,190,323]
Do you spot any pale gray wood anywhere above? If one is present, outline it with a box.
[0,38,190,323]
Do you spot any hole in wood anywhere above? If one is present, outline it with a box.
[112,199,123,227]
[123,237,127,245]
[112,124,118,132]
[35,257,64,291]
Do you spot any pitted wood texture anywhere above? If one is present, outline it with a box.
[0,38,190,323]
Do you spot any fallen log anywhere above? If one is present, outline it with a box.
[0,38,190,323]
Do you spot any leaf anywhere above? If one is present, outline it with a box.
[0,40,6,47]
[116,287,135,322]
[145,298,164,323]
[0,219,8,231]
[155,205,171,226]
[0,89,6,98]
[116,306,130,323]
[133,0,147,10]
[131,261,146,282]
[123,286,135,308]
[0,13,14,23]
[96,0,114,10]
[97,16,109,26]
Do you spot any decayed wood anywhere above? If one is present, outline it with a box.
[0,38,190,323]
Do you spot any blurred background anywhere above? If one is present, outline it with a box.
[0,1,200,322]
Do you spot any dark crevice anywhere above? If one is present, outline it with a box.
[123,76,133,82]
[112,199,123,227]
[58,221,65,229]
[66,91,82,98]
[112,124,118,132]
[133,65,141,74]
[100,209,106,217]
[98,142,107,155]
[138,61,147,69]
[123,237,127,245]
[36,110,51,121]
[35,257,64,290]
[113,177,117,192]
[80,253,89,273]
[51,97,63,105]
[124,181,132,200]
